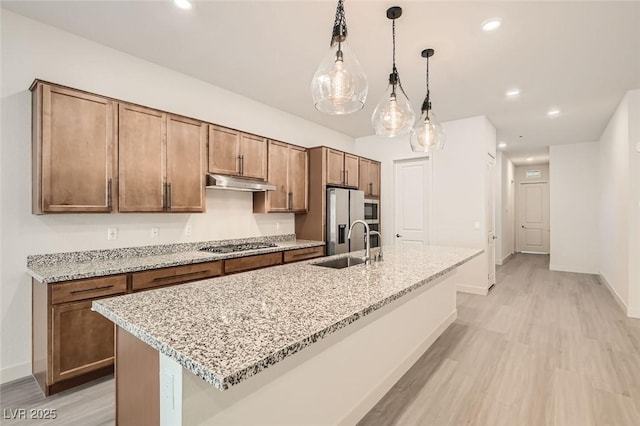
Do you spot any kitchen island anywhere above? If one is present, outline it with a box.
[93,244,482,425]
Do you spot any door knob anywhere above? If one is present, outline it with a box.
[396,234,402,238]
[492,235,497,240]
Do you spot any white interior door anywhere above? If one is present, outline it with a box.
[394,158,430,247]
[518,182,550,253]
[486,156,496,287]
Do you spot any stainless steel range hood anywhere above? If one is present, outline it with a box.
[206,174,276,192]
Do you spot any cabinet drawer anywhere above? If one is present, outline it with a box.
[283,246,325,263]
[51,275,127,305]
[224,252,282,274]
[132,261,223,291]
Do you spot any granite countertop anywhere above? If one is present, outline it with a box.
[93,245,482,391]
[26,234,324,284]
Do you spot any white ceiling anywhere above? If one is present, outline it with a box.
[4,0,639,165]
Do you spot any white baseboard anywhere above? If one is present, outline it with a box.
[0,361,31,385]
[496,252,513,266]
[628,308,640,319]
[456,284,488,296]
[549,264,599,275]
[598,274,629,316]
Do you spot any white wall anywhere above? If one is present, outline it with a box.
[549,143,600,274]
[355,116,496,294]
[0,11,356,383]
[625,90,640,317]
[599,93,630,310]
[495,152,515,265]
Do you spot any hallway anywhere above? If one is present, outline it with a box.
[360,254,640,425]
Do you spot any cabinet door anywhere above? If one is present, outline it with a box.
[37,84,115,213]
[289,145,308,212]
[51,300,115,383]
[359,158,371,195]
[167,115,207,212]
[266,141,289,212]
[239,133,267,180]
[370,161,381,198]
[344,153,360,188]
[118,104,166,212]
[208,125,240,176]
[326,149,344,185]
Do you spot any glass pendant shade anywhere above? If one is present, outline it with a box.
[372,76,415,137]
[410,111,445,152]
[311,41,368,115]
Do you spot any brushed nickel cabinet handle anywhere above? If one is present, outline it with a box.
[151,270,208,282]
[167,183,172,210]
[70,285,114,295]
[107,178,113,210]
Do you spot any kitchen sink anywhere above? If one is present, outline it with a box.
[312,256,366,269]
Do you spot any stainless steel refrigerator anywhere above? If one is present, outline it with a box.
[326,188,365,255]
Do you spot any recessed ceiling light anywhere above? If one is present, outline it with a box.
[482,18,502,32]
[498,142,507,149]
[526,157,534,162]
[505,88,521,97]
[173,0,192,10]
[547,108,560,117]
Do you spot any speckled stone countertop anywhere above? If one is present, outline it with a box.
[93,245,482,391]
[26,234,324,284]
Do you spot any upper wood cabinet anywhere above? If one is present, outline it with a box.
[166,115,207,212]
[32,82,116,214]
[208,125,267,180]
[254,140,308,213]
[359,158,381,198]
[325,148,359,188]
[119,104,206,213]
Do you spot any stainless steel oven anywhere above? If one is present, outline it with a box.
[364,199,379,223]
[368,223,380,248]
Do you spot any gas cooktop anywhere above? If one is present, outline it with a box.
[199,242,278,254]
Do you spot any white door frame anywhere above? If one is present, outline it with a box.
[393,157,432,245]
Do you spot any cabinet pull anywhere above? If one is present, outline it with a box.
[107,178,113,210]
[288,192,293,211]
[240,155,244,176]
[346,170,349,185]
[70,285,114,295]
[162,183,167,211]
[167,183,172,210]
[291,251,313,258]
[369,182,373,195]
[151,270,208,282]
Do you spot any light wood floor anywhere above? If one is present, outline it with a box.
[359,254,640,426]
[2,254,639,425]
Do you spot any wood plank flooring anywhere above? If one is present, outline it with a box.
[2,254,639,425]
[359,254,640,426]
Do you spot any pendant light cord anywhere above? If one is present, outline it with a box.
[424,56,431,115]
[391,17,410,100]
[331,0,347,46]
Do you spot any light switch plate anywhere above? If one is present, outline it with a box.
[184,225,192,236]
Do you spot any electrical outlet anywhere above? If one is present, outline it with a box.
[184,225,192,236]
[107,227,118,240]
[276,222,280,232]
[474,221,480,230]
[151,227,159,238]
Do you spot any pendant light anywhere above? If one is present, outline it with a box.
[311,0,368,115]
[372,6,415,137]
[410,49,446,152]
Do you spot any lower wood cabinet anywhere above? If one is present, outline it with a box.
[132,261,223,291]
[32,275,127,396]
[51,300,115,384]
[32,246,325,396]
[283,246,325,263]
[224,252,283,274]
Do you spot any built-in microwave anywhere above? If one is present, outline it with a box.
[364,199,379,223]
[369,223,380,248]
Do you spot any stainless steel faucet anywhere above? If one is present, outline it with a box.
[347,220,371,263]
